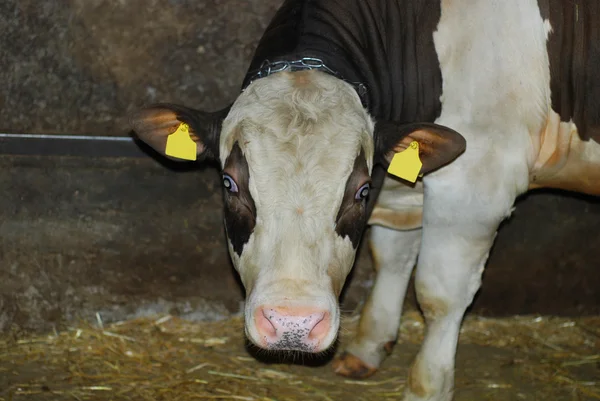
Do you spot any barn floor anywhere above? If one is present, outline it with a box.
[1,311,598,401]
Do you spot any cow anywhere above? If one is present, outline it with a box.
[129,1,600,400]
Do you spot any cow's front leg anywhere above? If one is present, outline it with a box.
[404,177,515,401]
[333,225,421,378]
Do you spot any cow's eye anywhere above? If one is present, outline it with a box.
[222,174,239,193]
[355,183,370,200]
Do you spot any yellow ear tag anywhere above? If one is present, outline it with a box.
[165,123,197,161]
[387,141,422,183]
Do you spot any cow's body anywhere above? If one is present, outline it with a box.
[130,1,600,400]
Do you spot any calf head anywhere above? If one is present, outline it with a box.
[130,70,465,353]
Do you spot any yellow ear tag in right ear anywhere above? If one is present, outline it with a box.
[387,141,422,183]
[165,123,197,161]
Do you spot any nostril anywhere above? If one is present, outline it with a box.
[255,308,277,338]
[308,312,330,341]
[252,306,333,350]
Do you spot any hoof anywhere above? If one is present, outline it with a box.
[332,351,378,379]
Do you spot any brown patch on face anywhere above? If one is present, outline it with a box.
[368,206,423,231]
[407,356,430,398]
[335,150,371,247]
[223,142,257,256]
[291,71,314,88]
[415,281,449,322]
[332,352,378,379]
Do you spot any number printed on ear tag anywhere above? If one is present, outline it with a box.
[387,141,422,183]
[165,123,197,161]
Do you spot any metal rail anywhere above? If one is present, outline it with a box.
[0,133,149,158]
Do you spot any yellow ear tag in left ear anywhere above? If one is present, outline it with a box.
[165,123,197,161]
[387,141,422,183]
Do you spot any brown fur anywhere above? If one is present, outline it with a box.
[368,239,382,273]
[332,352,378,379]
[530,110,600,195]
[407,356,430,398]
[383,340,396,355]
[415,281,450,322]
[368,207,423,230]
[291,71,314,88]
[538,0,600,144]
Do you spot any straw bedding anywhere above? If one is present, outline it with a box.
[1,311,598,400]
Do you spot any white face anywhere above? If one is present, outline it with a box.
[219,71,375,352]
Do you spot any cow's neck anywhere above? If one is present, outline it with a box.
[242,0,443,124]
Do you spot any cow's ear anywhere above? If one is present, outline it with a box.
[129,103,230,161]
[374,121,466,175]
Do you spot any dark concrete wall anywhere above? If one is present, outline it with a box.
[0,0,280,134]
[1,0,599,333]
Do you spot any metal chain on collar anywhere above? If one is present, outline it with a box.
[246,57,336,81]
[245,57,368,105]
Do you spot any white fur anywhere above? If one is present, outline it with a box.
[347,1,556,400]
[410,1,550,399]
[219,71,374,350]
[345,0,600,395]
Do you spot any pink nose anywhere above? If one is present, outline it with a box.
[254,306,331,351]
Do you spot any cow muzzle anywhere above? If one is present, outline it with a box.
[247,304,338,352]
